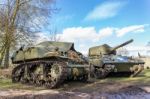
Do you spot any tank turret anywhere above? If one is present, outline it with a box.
[89,39,133,56]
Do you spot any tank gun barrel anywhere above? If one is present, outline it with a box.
[111,39,133,51]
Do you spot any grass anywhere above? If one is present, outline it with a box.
[100,69,150,86]
[0,69,150,90]
[0,78,45,90]
[0,78,21,89]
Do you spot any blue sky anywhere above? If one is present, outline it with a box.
[39,0,150,55]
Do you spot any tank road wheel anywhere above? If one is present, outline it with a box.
[130,64,144,77]
[20,76,28,84]
[45,61,67,89]
[33,63,45,87]
[28,64,41,85]
[94,68,106,79]
[12,65,24,83]
[20,66,29,84]
[29,73,36,85]
[93,65,114,79]
[79,74,89,82]
[35,74,44,87]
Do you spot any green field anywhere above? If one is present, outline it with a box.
[0,69,150,90]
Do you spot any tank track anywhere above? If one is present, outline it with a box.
[12,59,68,89]
[92,64,114,79]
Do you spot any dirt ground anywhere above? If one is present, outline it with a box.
[0,78,150,99]
[0,69,150,99]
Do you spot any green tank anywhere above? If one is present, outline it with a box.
[11,41,89,88]
[89,39,144,79]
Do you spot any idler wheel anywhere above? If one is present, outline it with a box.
[130,64,144,77]
[12,65,23,83]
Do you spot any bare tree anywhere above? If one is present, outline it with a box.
[49,28,61,41]
[0,0,55,68]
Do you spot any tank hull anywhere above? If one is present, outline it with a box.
[89,57,144,78]
[104,62,144,72]
[11,41,89,88]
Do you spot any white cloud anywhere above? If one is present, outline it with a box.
[57,27,114,42]
[34,24,148,44]
[116,24,148,37]
[85,1,126,20]
[58,27,96,42]
[34,32,50,44]
[56,27,114,55]
[98,27,114,39]
[57,24,148,42]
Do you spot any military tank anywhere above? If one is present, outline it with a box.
[88,39,144,79]
[11,41,89,88]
